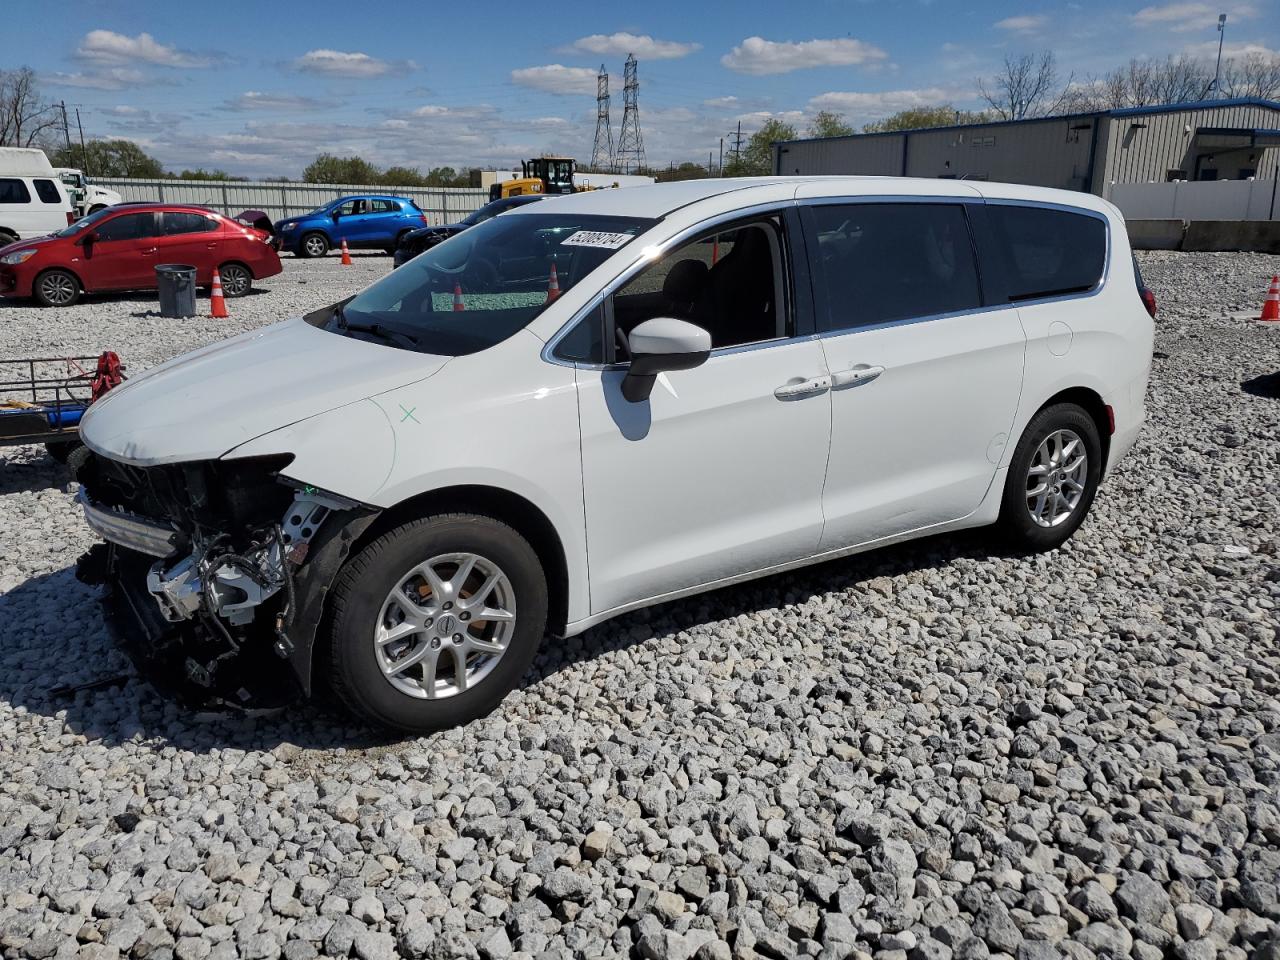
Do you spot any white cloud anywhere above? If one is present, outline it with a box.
[1183,39,1279,58]
[42,68,148,90]
[995,15,1048,32]
[721,36,888,75]
[227,91,332,111]
[1132,2,1255,32]
[510,64,600,95]
[569,32,700,60]
[76,30,216,68]
[293,49,399,77]
[808,87,963,121]
[703,95,741,108]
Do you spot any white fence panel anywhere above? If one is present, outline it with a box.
[92,178,488,226]
[1111,179,1279,221]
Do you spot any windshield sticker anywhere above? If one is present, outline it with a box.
[561,230,633,250]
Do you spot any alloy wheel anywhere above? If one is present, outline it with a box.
[1025,428,1088,528]
[374,553,517,699]
[220,265,250,296]
[39,273,77,306]
[304,235,327,257]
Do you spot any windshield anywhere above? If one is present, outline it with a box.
[329,213,655,355]
[55,206,115,237]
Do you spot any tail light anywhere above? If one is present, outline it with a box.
[66,212,78,225]
[1140,287,1157,318]
[419,214,429,225]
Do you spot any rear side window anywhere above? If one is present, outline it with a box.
[0,179,32,204]
[162,212,218,235]
[370,199,397,213]
[803,202,981,331]
[984,204,1106,301]
[33,179,62,204]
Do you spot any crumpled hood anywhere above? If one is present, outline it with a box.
[81,317,450,466]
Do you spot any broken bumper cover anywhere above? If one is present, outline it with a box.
[79,488,179,558]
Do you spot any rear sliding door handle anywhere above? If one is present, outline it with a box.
[831,364,885,389]
[774,376,831,400]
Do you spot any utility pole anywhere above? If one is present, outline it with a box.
[727,122,744,172]
[75,108,88,176]
[1201,13,1227,99]
[59,101,72,153]
[718,137,724,176]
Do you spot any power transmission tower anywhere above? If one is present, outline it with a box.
[616,53,646,174]
[59,101,72,152]
[727,122,744,173]
[590,64,614,172]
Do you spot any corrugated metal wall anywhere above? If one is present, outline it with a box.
[1098,103,1280,193]
[776,134,905,176]
[901,117,1098,189]
[92,178,488,226]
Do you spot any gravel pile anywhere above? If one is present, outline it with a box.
[0,252,1278,960]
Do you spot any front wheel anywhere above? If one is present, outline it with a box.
[326,514,548,732]
[299,232,329,258]
[996,402,1102,552]
[34,269,81,307]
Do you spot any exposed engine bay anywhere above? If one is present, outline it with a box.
[74,451,378,707]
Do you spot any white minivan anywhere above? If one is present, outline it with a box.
[75,177,1153,732]
[0,147,76,245]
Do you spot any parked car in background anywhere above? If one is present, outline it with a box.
[0,147,77,246]
[0,202,282,307]
[393,194,547,268]
[74,177,1152,733]
[275,195,427,258]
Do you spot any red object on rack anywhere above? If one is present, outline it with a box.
[90,352,125,402]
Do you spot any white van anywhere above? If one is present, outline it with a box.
[54,167,123,217]
[0,147,77,246]
[76,177,1154,733]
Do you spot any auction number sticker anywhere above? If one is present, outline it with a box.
[561,231,633,249]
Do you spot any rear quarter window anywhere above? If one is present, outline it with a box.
[983,204,1107,302]
[0,179,32,204]
[33,179,62,204]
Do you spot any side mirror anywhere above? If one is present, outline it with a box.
[621,317,712,403]
[331,211,341,220]
[77,232,99,247]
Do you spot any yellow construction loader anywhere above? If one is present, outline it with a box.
[489,157,578,201]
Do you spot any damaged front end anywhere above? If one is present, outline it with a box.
[74,452,378,708]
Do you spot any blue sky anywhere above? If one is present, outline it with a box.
[9,0,1279,178]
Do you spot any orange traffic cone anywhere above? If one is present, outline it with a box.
[209,268,228,318]
[453,282,465,312]
[1260,275,1280,321]
[545,262,561,303]
[340,238,352,266]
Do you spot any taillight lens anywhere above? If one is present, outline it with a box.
[66,212,77,225]
[420,214,429,225]
[1140,288,1157,318]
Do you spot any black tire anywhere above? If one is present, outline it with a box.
[299,232,329,258]
[326,513,548,733]
[45,439,82,463]
[996,402,1102,552]
[389,230,412,256]
[33,269,81,307]
[218,262,253,298]
[0,231,18,249]
[88,205,107,214]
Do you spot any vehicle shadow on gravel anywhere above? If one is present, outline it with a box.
[2,530,1001,754]
[0,452,69,496]
[1241,372,1280,399]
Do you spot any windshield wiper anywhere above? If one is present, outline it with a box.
[342,320,419,349]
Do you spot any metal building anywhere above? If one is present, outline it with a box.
[773,97,1280,198]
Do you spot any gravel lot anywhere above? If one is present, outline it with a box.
[0,250,1277,960]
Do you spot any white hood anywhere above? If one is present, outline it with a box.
[81,317,450,465]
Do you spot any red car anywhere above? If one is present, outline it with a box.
[0,203,283,307]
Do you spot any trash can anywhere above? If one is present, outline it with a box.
[155,264,197,318]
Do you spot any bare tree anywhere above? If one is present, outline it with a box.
[1221,52,1280,99]
[1150,55,1211,103]
[978,52,1073,120]
[1054,54,1212,112]
[0,67,61,148]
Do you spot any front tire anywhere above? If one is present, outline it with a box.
[299,232,329,258]
[326,514,548,733]
[34,269,81,307]
[996,402,1102,552]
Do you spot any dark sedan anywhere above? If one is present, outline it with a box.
[392,194,548,268]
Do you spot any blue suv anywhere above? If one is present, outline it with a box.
[275,195,428,258]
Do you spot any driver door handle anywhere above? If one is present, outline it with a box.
[831,364,885,389]
[774,376,830,400]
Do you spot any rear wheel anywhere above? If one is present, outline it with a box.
[0,230,18,249]
[300,232,329,258]
[217,262,252,297]
[326,513,548,732]
[997,402,1101,551]
[34,269,81,307]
